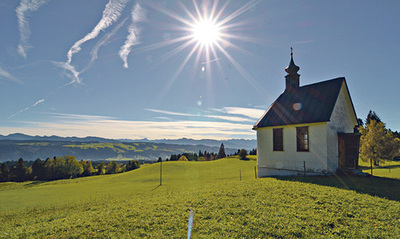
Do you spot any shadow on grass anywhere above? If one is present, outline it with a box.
[25,181,48,187]
[151,185,162,191]
[359,164,400,170]
[276,174,400,202]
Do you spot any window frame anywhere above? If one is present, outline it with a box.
[296,126,309,152]
[273,128,284,151]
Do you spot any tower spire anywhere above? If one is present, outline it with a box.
[285,47,300,91]
[285,47,300,75]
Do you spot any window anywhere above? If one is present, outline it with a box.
[273,128,283,151]
[296,126,309,152]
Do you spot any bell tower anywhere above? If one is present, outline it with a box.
[285,47,300,92]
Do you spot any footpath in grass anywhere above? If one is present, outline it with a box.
[1,157,400,238]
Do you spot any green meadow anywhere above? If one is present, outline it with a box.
[359,160,400,180]
[1,157,400,238]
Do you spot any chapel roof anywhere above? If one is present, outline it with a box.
[253,77,350,129]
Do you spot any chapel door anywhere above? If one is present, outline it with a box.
[338,133,361,169]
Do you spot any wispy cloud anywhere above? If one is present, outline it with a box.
[52,61,81,85]
[146,109,198,117]
[0,66,24,85]
[147,107,263,123]
[16,0,50,59]
[119,3,146,68]
[67,0,128,64]
[211,107,265,119]
[89,17,129,67]
[55,0,128,85]
[205,115,254,122]
[45,112,116,121]
[9,99,45,119]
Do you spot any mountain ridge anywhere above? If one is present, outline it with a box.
[0,133,256,149]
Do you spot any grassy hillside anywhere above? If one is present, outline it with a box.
[1,157,399,238]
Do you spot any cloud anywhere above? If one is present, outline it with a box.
[0,66,24,85]
[205,115,254,122]
[89,17,129,66]
[119,3,146,68]
[46,112,116,121]
[1,113,255,140]
[146,109,198,117]
[56,0,128,85]
[67,0,128,64]
[9,99,45,119]
[52,61,81,85]
[211,107,265,119]
[16,0,50,59]
[147,107,262,123]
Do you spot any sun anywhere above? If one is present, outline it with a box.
[191,18,221,46]
[145,0,261,95]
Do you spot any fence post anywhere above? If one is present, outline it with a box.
[160,159,162,186]
[254,166,257,179]
[240,169,242,181]
[303,161,306,177]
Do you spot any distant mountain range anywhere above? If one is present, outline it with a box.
[0,133,256,162]
[0,133,256,149]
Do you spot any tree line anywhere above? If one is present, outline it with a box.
[359,110,400,165]
[0,156,140,182]
[158,143,256,162]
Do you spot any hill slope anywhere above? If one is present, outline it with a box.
[0,157,399,238]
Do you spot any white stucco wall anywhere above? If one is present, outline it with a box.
[257,122,328,177]
[326,82,358,171]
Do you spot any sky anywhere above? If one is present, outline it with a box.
[0,0,399,140]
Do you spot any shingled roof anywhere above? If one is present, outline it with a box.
[254,77,349,129]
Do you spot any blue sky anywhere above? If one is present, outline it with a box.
[0,0,399,140]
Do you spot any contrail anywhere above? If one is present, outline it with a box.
[201,57,224,65]
[52,61,81,85]
[67,0,129,64]
[9,99,45,119]
[0,66,24,85]
[88,17,129,71]
[119,3,146,68]
[16,0,50,59]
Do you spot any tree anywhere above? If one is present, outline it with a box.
[249,148,257,155]
[357,118,364,127]
[96,162,106,175]
[239,149,248,160]
[157,157,162,163]
[197,156,206,161]
[217,143,226,159]
[365,110,381,125]
[360,120,398,165]
[80,160,95,176]
[178,155,188,161]
[106,161,119,174]
[44,156,64,180]
[13,158,28,182]
[31,158,45,180]
[126,160,140,171]
[62,156,83,179]
[0,163,9,182]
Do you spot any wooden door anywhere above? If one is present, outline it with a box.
[338,133,361,169]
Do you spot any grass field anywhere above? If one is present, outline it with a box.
[1,157,400,238]
[359,160,400,179]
